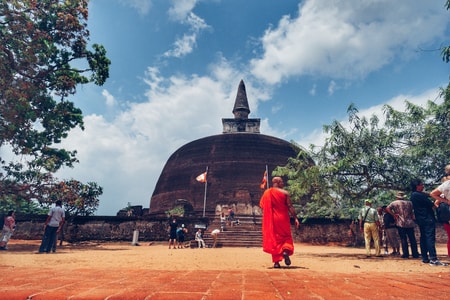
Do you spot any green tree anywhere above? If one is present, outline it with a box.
[275,104,410,219]
[0,196,48,215]
[275,91,450,219]
[0,1,110,211]
[46,180,102,217]
[383,86,450,182]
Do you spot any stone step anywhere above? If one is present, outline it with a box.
[187,214,264,247]
[209,215,262,226]
[191,230,262,247]
[191,240,261,248]
[201,236,262,248]
[202,216,263,247]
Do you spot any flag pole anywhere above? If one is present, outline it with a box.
[202,166,208,217]
[266,165,269,189]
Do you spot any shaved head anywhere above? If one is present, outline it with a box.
[272,177,284,188]
[272,177,282,184]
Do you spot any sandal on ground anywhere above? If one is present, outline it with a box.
[273,262,281,268]
[283,251,291,266]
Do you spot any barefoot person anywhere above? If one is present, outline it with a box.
[260,177,300,268]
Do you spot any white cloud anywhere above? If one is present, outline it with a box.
[250,0,447,84]
[164,33,197,58]
[118,0,152,16]
[296,87,443,149]
[102,89,116,107]
[185,11,209,32]
[327,80,337,96]
[165,1,210,58]
[168,0,199,21]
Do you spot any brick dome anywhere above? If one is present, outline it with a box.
[149,80,310,216]
[149,133,299,216]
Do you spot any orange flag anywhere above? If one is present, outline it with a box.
[196,172,207,183]
[260,170,267,189]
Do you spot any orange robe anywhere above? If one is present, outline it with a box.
[260,188,294,263]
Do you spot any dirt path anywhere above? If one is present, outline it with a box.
[0,240,449,299]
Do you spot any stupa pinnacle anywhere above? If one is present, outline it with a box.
[232,79,250,119]
[222,80,260,133]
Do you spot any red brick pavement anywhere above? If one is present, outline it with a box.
[1,266,449,299]
[1,240,449,299]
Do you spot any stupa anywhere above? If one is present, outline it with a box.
[149,80,303,217]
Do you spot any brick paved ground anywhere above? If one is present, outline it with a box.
[1,267,449,299]
[0,240,449,299]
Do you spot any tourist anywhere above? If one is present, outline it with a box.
[377,206,387,254]
[51,220,66,252]
[430,175,450,258]
[220,212,226,231]
[228,208,235,226]
[210,228,220,248]
[177,224,184,249]
[358,199,381,257]
[443,164,450,182]
[39,200,65,253]
[260,177,300,268]
[0,210,16,250]
[386,192,419,259]
[382,206,400,256]
[410,178,447,266]
[168,218,178,249]
[195,228,206,248]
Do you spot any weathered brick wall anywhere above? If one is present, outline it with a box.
[10,215,210,243]
[7,215,448,245]
[296,219,359,245]
[296,219,448,245]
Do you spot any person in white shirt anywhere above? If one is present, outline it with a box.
[195,229,206,248]
[39,200,65,253]
[211,228,220,248]
[430,176,450,258]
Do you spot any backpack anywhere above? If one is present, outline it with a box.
[436,202,450,223]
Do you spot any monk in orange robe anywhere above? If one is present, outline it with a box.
[260,177,300,268]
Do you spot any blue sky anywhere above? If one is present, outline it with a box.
[55,0,449,215]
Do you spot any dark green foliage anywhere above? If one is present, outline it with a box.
[0,0,109,214]
[276,85,450,219]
